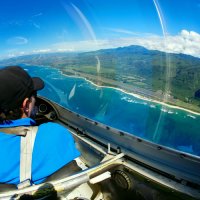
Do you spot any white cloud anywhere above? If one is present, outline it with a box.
[32,22,40,29]
[51,40,108,52]
[106,28,139,36]
[50,30,200,57]
[32,49,51,53]
[7,51,25,57]
[152,30,200,57]
[32,13,43,18]
[99,29,200,58]
[7,36,28,45]
[2,49,26,59]
[57,48,74,52]
[29,19,41,29]
[2,29,200,59]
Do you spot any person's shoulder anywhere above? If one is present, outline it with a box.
[37,122,72,137]
[39,122,66,129]
[38,122,73,142]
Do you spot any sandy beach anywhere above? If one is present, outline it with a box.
[61,70,200,116]
[88,79,200,116]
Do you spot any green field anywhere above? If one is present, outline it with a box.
[1,45,200,113]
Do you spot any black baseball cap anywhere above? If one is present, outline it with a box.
[0,66,44,110]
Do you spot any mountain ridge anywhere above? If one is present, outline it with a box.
[1,45,200,111]
[0,45,199,64]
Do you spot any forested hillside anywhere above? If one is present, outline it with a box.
[1,45,200,110]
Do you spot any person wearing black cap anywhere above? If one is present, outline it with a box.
[0,66,44,121]
[0,66,81,189]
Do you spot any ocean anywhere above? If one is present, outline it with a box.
[23,64,200,157]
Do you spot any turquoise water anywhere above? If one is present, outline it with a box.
[23,64,200,157]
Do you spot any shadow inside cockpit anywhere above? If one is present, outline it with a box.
[7,160,82,200]
[18,183,59,200]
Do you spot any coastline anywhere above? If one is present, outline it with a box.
[61,71,200,116]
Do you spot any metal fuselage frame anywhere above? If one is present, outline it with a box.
[0,96,200,200]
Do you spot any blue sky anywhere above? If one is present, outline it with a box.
[0,0,200,59]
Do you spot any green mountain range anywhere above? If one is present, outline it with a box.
[1,45,200,112]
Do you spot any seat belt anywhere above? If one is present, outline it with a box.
[0,126,38,189]
[18,126,38,189]
[0,126,29,136]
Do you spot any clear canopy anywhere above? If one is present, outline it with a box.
[0,0,200,156]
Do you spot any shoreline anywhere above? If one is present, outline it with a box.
[61,71,200,116]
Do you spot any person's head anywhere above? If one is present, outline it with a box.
[0,66,44,122]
